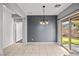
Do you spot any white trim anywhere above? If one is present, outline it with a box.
[27,42,56,44]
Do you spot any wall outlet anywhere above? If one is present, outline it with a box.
[32,38,34,41]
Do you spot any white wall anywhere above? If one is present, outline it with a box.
[3,6,14,48]
[0,4,3,55]
[0,4,26,55]
[57,20,62,45]
[23,16,27,43]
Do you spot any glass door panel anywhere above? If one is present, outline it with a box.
[71,18,79,52]
[61,20,70,50]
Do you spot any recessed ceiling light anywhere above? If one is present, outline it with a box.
[54,4,61,8]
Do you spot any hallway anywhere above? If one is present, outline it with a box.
[4,43,70,56]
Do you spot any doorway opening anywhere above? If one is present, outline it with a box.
[14,21,23,43]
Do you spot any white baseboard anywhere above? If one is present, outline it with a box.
[27,42,57,44]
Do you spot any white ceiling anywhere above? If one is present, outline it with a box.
[17,3,72,15]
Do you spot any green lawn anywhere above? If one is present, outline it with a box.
[62,36,79,45]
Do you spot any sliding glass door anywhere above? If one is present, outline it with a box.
[71,17,79,52]
[61,16,79,52]
[61,20,70,50]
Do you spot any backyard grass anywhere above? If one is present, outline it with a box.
[62,36,79,45]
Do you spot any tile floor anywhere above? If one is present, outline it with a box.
[3,43,70,56]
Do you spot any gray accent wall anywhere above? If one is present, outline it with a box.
[58,3,79,19]
[27,16,57,42]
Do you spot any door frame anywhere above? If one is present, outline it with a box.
[59,11,79,51]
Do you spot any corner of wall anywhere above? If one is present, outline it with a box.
[23,16,27,44]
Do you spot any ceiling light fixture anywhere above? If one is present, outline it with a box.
[40,6,48,25]
[54,4,61,8]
